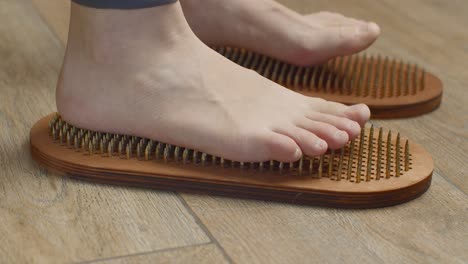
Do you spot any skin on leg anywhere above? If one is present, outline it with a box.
[180,0,380,65]
[57,1,371,163]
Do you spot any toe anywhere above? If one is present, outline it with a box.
[313,22,380,56]
[263,132,302,162]
[343,104,371,127]
[275,127,328,157]
[305,112,361,139]
[347,22,380,47]
[312,99,370,127]
[297,119,349,149]
[354,22,381,46]
[273,11,380,65]
[366,22,381,38]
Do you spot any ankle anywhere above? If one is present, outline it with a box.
[66,1,194,65]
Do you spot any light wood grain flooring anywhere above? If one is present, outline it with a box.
[1,0,467,263]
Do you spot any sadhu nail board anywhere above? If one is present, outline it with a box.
[30,113,433,208]
[214,46,443,118]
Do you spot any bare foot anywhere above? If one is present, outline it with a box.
[57,2,370,163]
[181,0,380,65]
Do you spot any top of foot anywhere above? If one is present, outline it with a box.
[181,0,380,66]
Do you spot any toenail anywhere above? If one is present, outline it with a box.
[294,148,302,159]
[345,104,368,117]
[357,24,369,34]
[315,139,327,150]
[367,22,381,35]
[348,121,361,130]
[344,105,357,115]
[356,104,371,119]
[334,130,347,140]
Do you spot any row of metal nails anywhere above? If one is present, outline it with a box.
[49,114,411,182]
[215,47,426,98]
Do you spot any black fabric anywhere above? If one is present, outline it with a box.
[72,0,177,9]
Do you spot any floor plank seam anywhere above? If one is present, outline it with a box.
[74,241,213,264]
[435,170,467,196]
[28,0,66,46]
[177,193,234,264]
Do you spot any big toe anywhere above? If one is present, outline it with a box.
[321,22,381,54]
[293,21,380,65]
[357,22,381,44]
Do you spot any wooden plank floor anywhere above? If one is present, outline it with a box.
[1,0,467,263]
